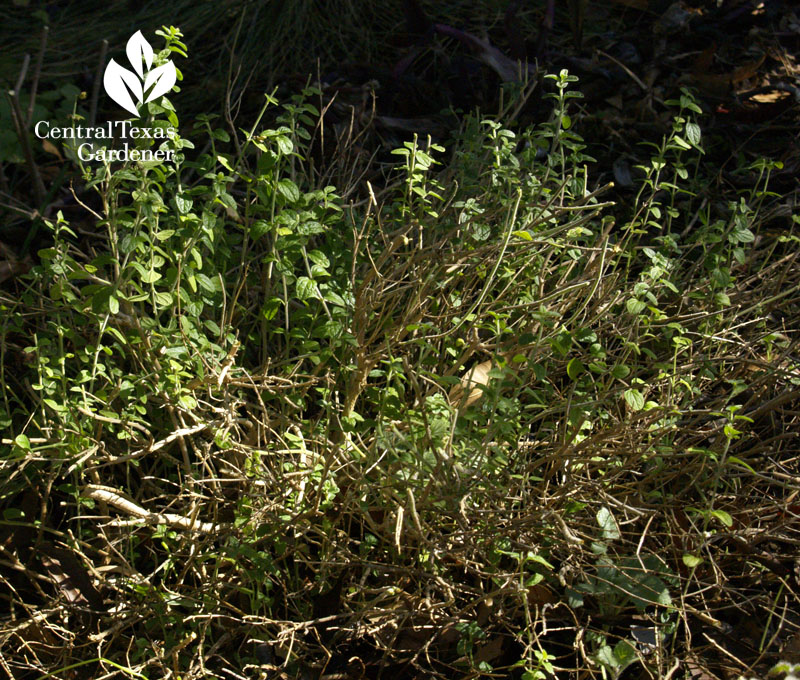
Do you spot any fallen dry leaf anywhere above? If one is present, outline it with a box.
[527,583,559,605]
[41,138,63,160]
[448,359,495,409]
[37,543,105,609]
[474,635,506,664]
[731,54,766,86]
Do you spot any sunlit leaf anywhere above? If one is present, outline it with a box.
[596,506,620,540]
[710,509,733,527]
[624,388,644,411]
[682,554,703,568]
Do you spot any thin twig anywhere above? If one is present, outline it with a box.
[83,484,228,535]
[7,71,47,208]
[89,39,108,127]
[14,54,30,95]
[596,48,648,92]
[26,26,49,127]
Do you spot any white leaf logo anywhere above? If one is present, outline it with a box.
[126,30,153,79]
[103,30,177,117]
[103,60,143,116]
[143,62,177,104]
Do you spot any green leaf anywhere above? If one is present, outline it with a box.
[311,265,330,283]
[710,509,733,528]
[308,250,330,268]
[108,294,119,315]
[521,671,545,680]
[727,456,755,473]
[276,135,293,155]
[196,273,217,293]
[685,122,702,148]
[565,586,584,608]
[567,357,584,380]
[92,287,114,314]
[613,640,636,667]
[682,554,703,568]
[190,247,203,270]
[277,178,300,203]
[296,276,319,300]
[683,100,703,115]
[154,291,173,306]
[141,269,162,284]
[626,298,646,314]
[522,553,554,571]
[179,394,197,410]
[610,364,630,379]
[317,320,343,339]
[323,289,346,307]
[672,135,691,150]
[723,424,741,439]
[596,645,619,670]
[105,326,126,344]
[14,434,31,450]
[596,506,620,540]
[250,220,270,240]
[175,194,193,214]
[624,388,644,411]
[261,297,281,320]
[711,268,730,287]
[43,398,67,414]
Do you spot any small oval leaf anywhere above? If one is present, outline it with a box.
[296,276,319,300]
[596,506,620,540]
[14,434,31,451]
[682,554,703,568]
[710,509,733,528]
[567,357,584,380]
[277,178,300,203]
[624,388,645,411]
